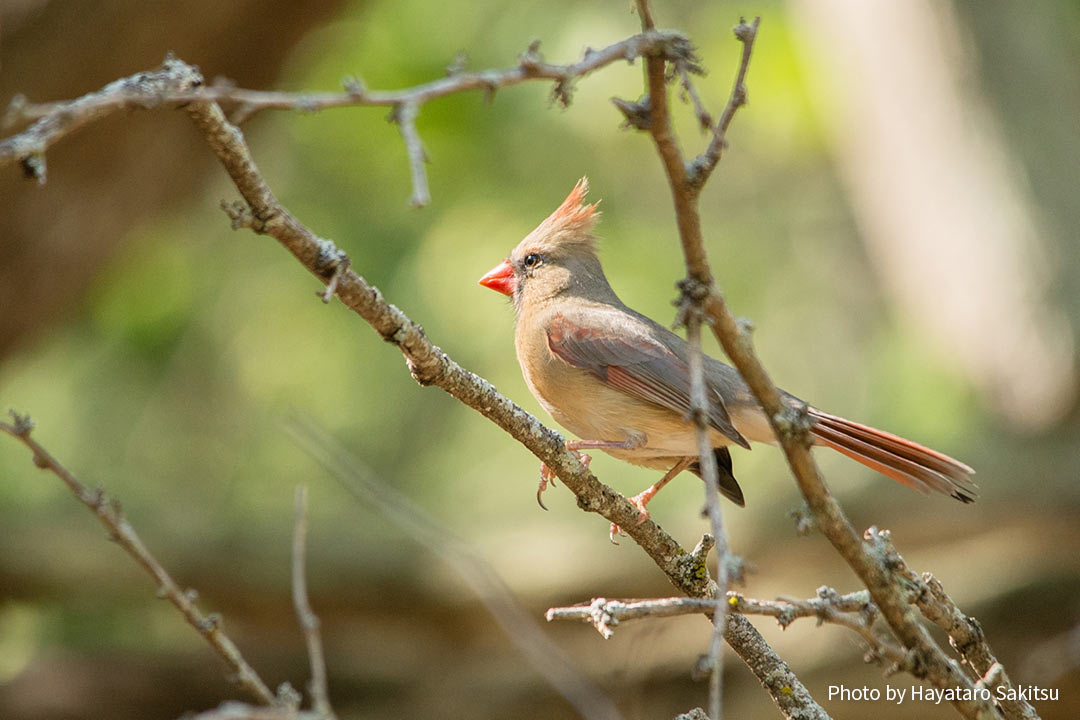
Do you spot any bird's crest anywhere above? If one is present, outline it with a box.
[527,177,601,254]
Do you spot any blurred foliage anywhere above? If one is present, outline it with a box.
[1,1,1078,719]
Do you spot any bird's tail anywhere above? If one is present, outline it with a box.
[808,409,977,503]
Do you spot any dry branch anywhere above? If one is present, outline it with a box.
[683,299,731,719]
[870,529,1040,720]
[630,2,1004,718]
[687,17,761,190]
[0,413,277,707]
[2,32,686,205]
[546,589,873,637]
[548,586,905,671]
[291,487,336,720]
[189,704,321,720]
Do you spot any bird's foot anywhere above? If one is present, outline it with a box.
[537,464,557,510]
[608,491,652,544]
[537,451,591,510]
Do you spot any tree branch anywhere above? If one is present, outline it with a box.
[0,412,278,707]
[546,589,869,635]
[682,294,729,720]
[687,17,760,190]
[631,2,1000,717]
[872,530,1040,720]
[189,704,321,720]
[554,582,1057,682]
[1,32,685,204]
[0,43,815,714]
[291,487,336,720]
[0,57,203,183]
[723,615,830,720]
[549,587,906,669]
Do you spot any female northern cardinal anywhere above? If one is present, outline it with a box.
[479,179,975,537]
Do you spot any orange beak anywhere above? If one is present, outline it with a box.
[478,259,516,296]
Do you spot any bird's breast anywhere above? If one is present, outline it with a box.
[513,315,742,456]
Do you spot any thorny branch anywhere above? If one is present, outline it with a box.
[0,412,278,707]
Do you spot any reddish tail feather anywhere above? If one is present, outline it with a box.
[809,409,977,503]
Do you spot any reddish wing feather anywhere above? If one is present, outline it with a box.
[808,408,977,502]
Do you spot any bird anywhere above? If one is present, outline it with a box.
[478,178,976,541]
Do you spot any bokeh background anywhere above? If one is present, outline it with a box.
[2,1,1078,719]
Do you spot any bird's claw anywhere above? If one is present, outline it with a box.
[608,523,624,544]
[537,463,557,510]
[536,451,591,511]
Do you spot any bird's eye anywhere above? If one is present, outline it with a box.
[523,253,542,269]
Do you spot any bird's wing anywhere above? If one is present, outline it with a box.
[547,312,750,448]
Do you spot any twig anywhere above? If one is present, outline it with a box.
[1,31,685,205]
[546,590,869,634]
[687,18,760,190]
[0,412,277,707]
[390,101,429,207]
[869,530,1040,720]
[677,65,713,133]
[291,487,336,719]
[547,588,904,668]
[549,587,908,681]
[774,589,905,667]
[189,704,321,720]
[636,2,732,716]
[0,56,203,183]
[682,292,729,720]
[542,592,830,720]
[317,256,349,304]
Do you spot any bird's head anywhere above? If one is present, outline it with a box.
[479,177,612,312]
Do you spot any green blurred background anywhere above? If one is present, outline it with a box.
[2,1,1078,718]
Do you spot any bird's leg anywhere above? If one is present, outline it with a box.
[609,456,694,543]
[537,436,645,510]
